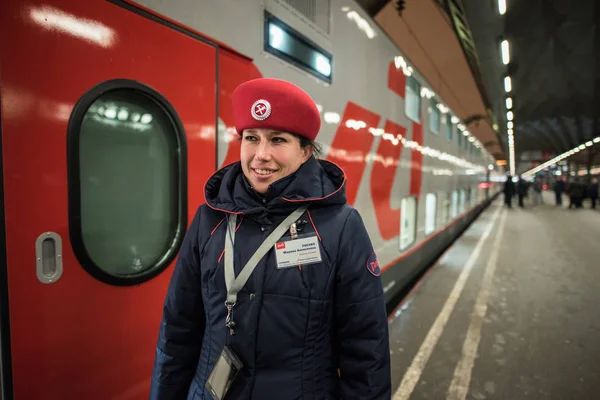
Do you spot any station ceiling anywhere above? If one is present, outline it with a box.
[357,0,600,169]
[460,0,599,167]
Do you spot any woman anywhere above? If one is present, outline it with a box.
[150,78,391,399]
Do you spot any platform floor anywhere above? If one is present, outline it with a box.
[388,191,600,400]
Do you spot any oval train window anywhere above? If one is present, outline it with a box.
[68,80,187,286]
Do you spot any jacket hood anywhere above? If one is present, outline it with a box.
[204,157,346,221]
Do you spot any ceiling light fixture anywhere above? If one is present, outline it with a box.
[522,137,600,177]
[504,76,512,92]
[501,40,510,64]
[498,0,507,15]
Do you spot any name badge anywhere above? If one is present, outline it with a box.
[275,236,322,269]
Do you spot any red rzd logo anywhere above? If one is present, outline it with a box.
[276,242,286,250]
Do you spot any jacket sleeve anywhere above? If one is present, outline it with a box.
[150,207,205,400]
[334,208,391,399]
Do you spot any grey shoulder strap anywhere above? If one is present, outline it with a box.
[224,205,308,304]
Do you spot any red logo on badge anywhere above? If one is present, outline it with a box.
[366,252,380,276]
[276,242,286,249]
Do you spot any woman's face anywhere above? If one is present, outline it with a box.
[240,129,311,194]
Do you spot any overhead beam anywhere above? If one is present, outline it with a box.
[444,0,505,157]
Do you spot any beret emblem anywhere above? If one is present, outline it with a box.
[251,99,271,121]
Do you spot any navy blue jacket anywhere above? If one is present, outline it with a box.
[150,157,391,399]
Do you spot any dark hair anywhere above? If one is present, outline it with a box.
[297,135,323,158]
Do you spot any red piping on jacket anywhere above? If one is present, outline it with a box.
[282,159,347,204]
[306,210,322,242]
[216,215,245,264]
[211,217,226,236]
[203,160,244,215]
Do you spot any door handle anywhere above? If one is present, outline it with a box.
[36,232,63,284]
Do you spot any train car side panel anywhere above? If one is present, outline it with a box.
[0,0,217,398]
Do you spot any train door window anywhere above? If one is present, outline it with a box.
[429,99,440,134]
[459,189,466,213]
[438,191,450,226]
[457,128,463,148]
[445,115,453,142]
[405,76,421,123]
[451,190,459,218]
[69,84,185,284]
[425,193,437,235]
[399,196,417,251]
[466,188,471,206]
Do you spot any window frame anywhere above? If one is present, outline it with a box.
[451,190,459,218]
[429,99,441,134]
[264,11,333,84]
[67,79,188,286]
[424,193,437,236]
[445,115,453,142]
[404,76,422,123]
[399,195,419,251]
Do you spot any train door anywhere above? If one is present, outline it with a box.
[0,1,216,399]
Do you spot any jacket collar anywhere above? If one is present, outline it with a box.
[204,157,346,222]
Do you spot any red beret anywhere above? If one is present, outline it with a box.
[232,78,321,141]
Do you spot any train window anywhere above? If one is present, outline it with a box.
[399,196,417,251]
[457,128,463,148]
[429,99,440,134]
[451,190,459,218]
[445,115,453,141]
[68,80,187,286]
[264,12,332,83]
[459,189,466,213]
[405,76,421,123]
[425,193,437,235]
[438,192,450,226]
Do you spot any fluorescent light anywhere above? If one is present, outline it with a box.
[506,97,512,109]
[508,129,513,135]
[30,5,116,49]
[269,24,285,49]
[507,111,514,121]
[594,137,600,143]
[507,121,513,129]
[324,112,341,124]
[315,54,331,77]
[586,141,593,147]
[498,0,507,15]
[504,76,512,92]
[578,144,586,150]
[501,40,510,64]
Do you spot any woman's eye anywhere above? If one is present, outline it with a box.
[245,136,257,141]
[272,137,286,143]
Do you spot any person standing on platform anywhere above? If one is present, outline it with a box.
[504,175,515,208]
[150,78,391,400]
[532,177,543,205]
[517,175,528,208]
[589,177,598,209]
[554,177,565,206]
[568,178,584,209]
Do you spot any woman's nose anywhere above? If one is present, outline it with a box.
[255,141,271,160]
